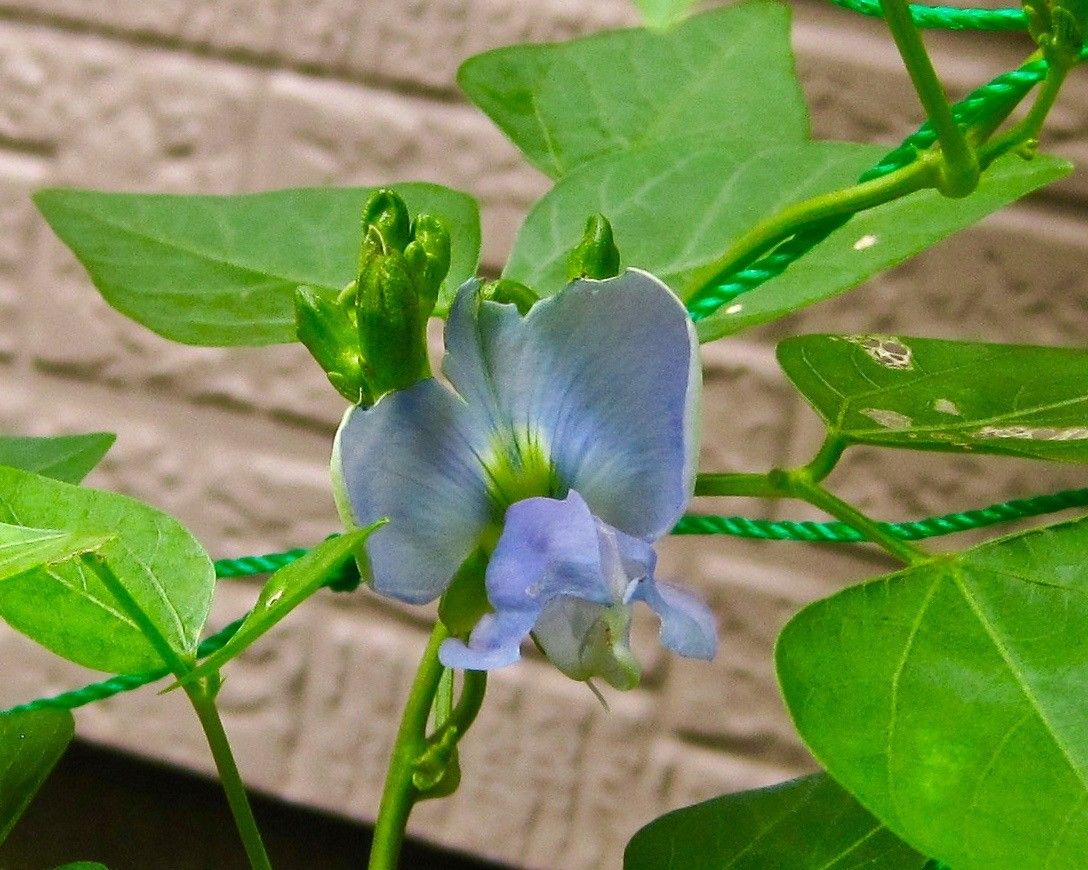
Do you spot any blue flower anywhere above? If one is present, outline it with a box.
[333,269,717,687]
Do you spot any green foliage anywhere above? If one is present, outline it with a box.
[0,466,214,674]
[168,525,384,690]
[458,2,808,179]
[778,333,1088,461]
[624,773,925,869]
[632,0,700,29]
[0,523,112,582]
[777,517,1088,868]
[0,708,73,845]
[508,143,1066,323]
[506,140,882,298]
[33,184,480,347]
[0,433,114,484]
[694,154,1071,341]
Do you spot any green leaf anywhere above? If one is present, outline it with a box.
[0,466,214,674]
[0,433,115,484]
[167,524,384,690]
[777,333,1088,462]
[458,2,809,179]
[0,523,112,582]
[33,183,481,347]
[777,516,1088,869]
[0,708,74,845]
[694,154,1071,341]
[633,0,700,29]
[624,773,926,869]
[505,139,883,298]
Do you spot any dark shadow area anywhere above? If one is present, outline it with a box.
[0,740,511,870]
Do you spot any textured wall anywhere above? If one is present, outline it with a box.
[0,1,1086,867]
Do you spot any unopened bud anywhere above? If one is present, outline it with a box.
[357,250,430,398]
[404,214,451,317]
[360,189,411,265]
[295,284,370,406]
[480,278,539,315]
[567,214,621,281]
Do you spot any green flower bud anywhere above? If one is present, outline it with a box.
[479,278,539,315]
[566,213,621,281]
[357,249,430,398]
[404,214,451,318]
[360,188,411,263]
[1024,0,1087,65]
[295,284,370,406]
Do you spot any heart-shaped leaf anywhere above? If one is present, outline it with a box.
[777,516,1088,868]
[168,524,384,690]
[0,433,115,484]
[0,708,74,845]
[778,333,1088,462]
[693,154,1070,340]
[624,773,926,869]
[505,139,883,299]
[459,2,809,179]
[34,183,481,346]
[0,466,214,674]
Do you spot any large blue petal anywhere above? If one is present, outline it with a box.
[334,379,492,604]
[627,577,718,660]
[444,269,699,538]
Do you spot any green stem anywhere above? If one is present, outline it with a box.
[784,471,929,565]
[442,670,487,739]
[185,682,273,870]
[802,436,846,483]
[369,623,450,870]
[687,157,938,295]
[968,49,1045,147]
[980,60,1070,167]
[880,0,978,195]
[694,471,780,498]
[82,554,272,868]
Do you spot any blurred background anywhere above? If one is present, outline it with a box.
[0,0,1085,867]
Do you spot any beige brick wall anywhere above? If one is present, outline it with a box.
[0,1,1086,866]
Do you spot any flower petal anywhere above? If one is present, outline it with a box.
[439,611,531,670]
[628,577,718,660]
[439,491,614,671]
[333,379,492,604]
[444,269,699,537]
[532,596,641,689]
[486,491,612,612]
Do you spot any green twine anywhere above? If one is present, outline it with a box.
[674,486,1088,540]
[827,0,1027,31]
[687,52,1068,319]
[3,616,245,716]
[7,483,1087,715]
[1,549,355,716]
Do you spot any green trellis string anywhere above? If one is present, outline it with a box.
[828,0,1027,31]
[686,49,1088,317]
[6,2,1088,716]
[8,484,1088,716]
